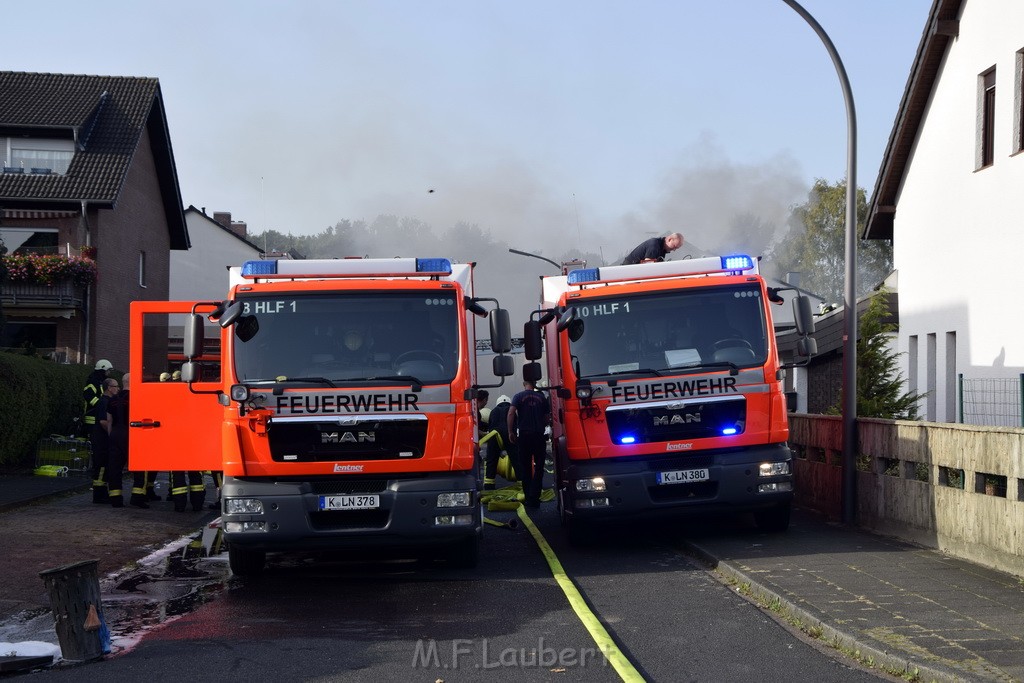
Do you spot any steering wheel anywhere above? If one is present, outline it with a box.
[713,337,753,351]
[393,350,445,367]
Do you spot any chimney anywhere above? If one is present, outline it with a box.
[230,221,248,237]
[213,211,232,228]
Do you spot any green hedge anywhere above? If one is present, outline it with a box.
[0,353,93,468]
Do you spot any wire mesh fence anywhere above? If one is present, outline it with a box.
[35,436,92,475]
[959,374,1024,427]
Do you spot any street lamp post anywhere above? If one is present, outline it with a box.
[781,0,858,525]
[508,248,562,273]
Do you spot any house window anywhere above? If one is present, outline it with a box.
[908,334,919,400]
[139,251,147,288]
[2,137,74,175]
[978,68,996,168]
[0,227,58,255]
[926,333,937,421]
[1,321,57,353]
[945,332,957,422]
[1016,49,1024,154]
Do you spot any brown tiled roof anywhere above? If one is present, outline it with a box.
[864,0,964,241]
[0,71,187,249]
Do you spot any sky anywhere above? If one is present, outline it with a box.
[7,0,932,266]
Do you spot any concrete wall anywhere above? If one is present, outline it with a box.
[789,413,1024,577]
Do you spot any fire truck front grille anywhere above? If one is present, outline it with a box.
[309,509,391,530]
[268,418,427,462]
[645,454,714,470]
[606,398,746,444]
[309,479,389,495]
[648,481,718,501]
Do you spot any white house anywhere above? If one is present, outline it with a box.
[865,0,1024,426]
[173,207,263,301]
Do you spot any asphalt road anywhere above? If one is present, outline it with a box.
[32,503,891,682]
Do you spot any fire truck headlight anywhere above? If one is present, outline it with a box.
[574,477,606,493]
[230,384,250,402]
[434,514,474,526]
[224,521,267,533]
[225,498,264,514]
[758,482,793,494]
[437,492,473,508]
[758,462,791,478]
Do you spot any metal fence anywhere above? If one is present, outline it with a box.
[959,374,1024,427]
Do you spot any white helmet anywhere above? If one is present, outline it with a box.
[497,395,511,404]
[95,359,113,371]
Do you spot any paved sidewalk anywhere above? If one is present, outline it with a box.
[683,509,1024,682]
[0,472,91,512]
[0,473,217,622]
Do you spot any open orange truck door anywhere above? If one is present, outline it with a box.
[128,300,223,472]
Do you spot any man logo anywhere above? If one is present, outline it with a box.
[321,431,376,444]
[653,413,701,426]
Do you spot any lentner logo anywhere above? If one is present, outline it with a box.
[333,464,364,472]
[666,443,693,451]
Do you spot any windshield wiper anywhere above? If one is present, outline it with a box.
[695,361,739,376]
[359,375,424,390]
[583,367,664,379]
[274,376,338,387]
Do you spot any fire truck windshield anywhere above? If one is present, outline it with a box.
[567,284,768,379]
[232,292,460,384]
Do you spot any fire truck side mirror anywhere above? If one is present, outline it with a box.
[180,361,201,383]
[492,354,514,377]
[183,314,204,360]
[793,296,815,336]
[796,336,818,358]
[556,306,578,333]
[523,361,543,383]
[218,301,243,328]
[490,308,512,354]
[523,321,543,360]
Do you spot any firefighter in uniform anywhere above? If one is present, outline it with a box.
[83,359,114,502]
[483,395,515,490]
[105,373,145,507]
[164,371,207,511]
[169,471,206,512]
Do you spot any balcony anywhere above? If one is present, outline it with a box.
[1,280,85,309]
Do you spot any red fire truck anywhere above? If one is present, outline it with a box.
[129,257,513,574]
[521,254,816,541]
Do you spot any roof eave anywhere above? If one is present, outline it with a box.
[864,0,964,241]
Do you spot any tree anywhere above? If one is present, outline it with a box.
[774,179,893,303]
[830,289,919,419]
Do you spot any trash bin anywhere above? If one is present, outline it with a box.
[38,560,108,662]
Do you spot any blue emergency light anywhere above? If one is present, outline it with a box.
[567,268,601,285]
[619,435,637,444]
[415,258,453,273]
[721,255,754,271]
[241,260,278,276]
